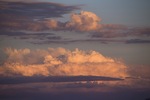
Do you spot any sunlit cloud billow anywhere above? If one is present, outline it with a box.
[0,47,128,78]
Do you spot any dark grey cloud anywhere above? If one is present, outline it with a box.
[90,26,150,38]
[127,27,150,37]
[0,1,79,19]
[46,36,62,40]
[0,76,123,84]
[25,35,63,42]
[0,1,149,44]
[0,30,56,40]
[91,30,126,38]
[30,38,125,45]
[1,89,150,100]
[31,37,150,45]
[0,79,150,100]
[0,1,80,31]
[90,24,127,38]
[0,31,27,36]
[0,30,54,36]
[126,39,150,44]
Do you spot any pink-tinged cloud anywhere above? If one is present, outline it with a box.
[0,47,128,78]
[65,11,102,31]
[32,11,102,32]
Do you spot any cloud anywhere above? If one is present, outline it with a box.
[0,47,128,78]
[30,38,125,45]
[127,27,150,37]
[126,39,150,44]
[0,82,150,100]
[90,25,150,38]
[1,11,102,32]
[0,1,102,32]
[127,65,150,79]
[29,11,102,32]
[0,30,61,40]
[0,1,80,31]
[0,76,123,84]
[65,11,102,31]
[26,11,102,31]
[0,1,79,18]
[1,1,149,43]
[90,24,127,38]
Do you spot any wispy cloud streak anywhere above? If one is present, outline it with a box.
[0,76,123,84]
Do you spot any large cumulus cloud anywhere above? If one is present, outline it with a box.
[0,47,128,78]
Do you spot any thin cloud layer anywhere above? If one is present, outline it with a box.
[126,39,150,44]
[0,76,123,84]
[91,25,150,38]
[0,47,128,78]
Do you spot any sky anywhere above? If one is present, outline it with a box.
[0,0,150,100]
